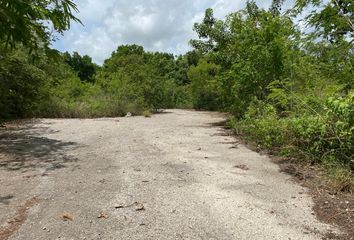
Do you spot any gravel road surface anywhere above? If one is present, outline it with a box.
[0,109,336,240]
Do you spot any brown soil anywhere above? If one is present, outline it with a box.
[219,117,354,240]
[231,132,354,240]
[0,197,40,240]
[278,160,354,240]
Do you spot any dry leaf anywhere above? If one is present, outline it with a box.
[61,213,73,221]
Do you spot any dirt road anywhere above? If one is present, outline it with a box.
[0,110,336,239]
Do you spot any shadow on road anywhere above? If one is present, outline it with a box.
[0,123,78,172]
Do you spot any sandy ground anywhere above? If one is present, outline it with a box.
[0,109,338,240]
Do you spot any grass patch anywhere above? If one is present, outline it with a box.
[143,110,152,118]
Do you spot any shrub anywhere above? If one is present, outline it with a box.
[0,51,46,119]
[143,110,152,118]
[229,93,354,183]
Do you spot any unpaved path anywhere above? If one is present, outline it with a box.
[0,109,337,239]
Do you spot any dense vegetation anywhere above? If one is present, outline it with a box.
[0,0,353,189]
[189,0,354,191]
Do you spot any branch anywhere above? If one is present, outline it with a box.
[333,0,354,32]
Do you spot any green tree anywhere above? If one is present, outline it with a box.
[190,8,230,54]
[190,2,300,115]
[188,58,221,110]
[64,52,98,82]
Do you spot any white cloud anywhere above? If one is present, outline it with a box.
[53,0,275,64]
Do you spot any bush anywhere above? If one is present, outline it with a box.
[0,50,46,119]
[228,99,288,148]
[143,110,152,118]
[37,76,145,118]
[228,94,354,186]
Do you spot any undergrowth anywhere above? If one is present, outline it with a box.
[227,93,354,192]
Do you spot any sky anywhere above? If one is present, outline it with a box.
[52,0,292,64]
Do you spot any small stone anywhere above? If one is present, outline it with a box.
[135,203,145,211]
[97,212,108,219]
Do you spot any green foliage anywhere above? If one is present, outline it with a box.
[0,48,46,118]
[143,110,152,118]
[64,52,98,82]
[190,8,230,53]
[190,3,302,117]
[1,0,352,188]
[294,0,354,41]
[101,44,190,110]
[0,0,81,53]
[228,99,286,148]
[0,43,195,120]
[192,1,353,187]
[187,58,221,110]
[41,78,145,118]
[229,92,354,175]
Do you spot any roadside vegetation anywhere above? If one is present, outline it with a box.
[190,0,354,191]
[0,0,353,189]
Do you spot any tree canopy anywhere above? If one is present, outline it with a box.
[0,0,81,53]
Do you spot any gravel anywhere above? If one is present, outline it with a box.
[0,109,337,240]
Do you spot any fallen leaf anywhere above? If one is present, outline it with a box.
[61,213,74,221]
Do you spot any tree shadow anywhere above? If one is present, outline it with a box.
[153,110,173,115]
[0,123,78,172]
[206,120,227,127]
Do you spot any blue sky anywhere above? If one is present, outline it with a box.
[52,0,293,64]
